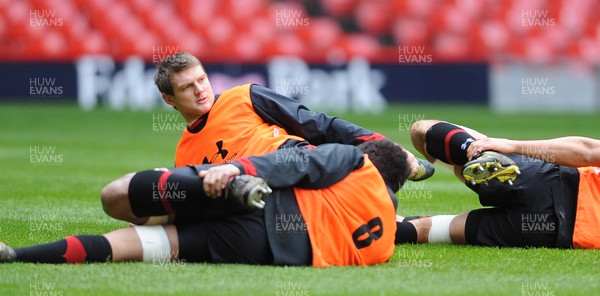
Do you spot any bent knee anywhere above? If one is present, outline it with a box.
[101,172,135,217]
[410,120,442,140]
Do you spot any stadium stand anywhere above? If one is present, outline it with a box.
[1,0,599,64]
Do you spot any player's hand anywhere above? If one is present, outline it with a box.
[199,164,241,198]
[467,138,515,160]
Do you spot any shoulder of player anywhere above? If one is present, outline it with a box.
[219,83,255,98]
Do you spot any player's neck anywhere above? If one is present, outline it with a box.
[186,117,200,126]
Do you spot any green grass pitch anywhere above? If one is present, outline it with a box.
[1,103,599,295]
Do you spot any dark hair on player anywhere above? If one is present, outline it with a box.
[154,52,205,96]
[357,139,411,193]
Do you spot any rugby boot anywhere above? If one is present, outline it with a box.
[408,158,435,181]
[462,151,521,186]
[0,242,16,263]
[226,175,272,209]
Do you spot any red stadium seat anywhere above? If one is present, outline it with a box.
[1,0,598,63]
[247,16,276,44]
[404,0,436,18]
[437,5,472,34]
[433,32,470,61]
[301,17,343,51]
[34,30,69,58]
[273,33,307,57]
[354,0,393,35]
[479,19,511,56]
[578,38,600,65]
[234,34,265,62]
[321,0,357,18]
[392,17,431,47]
[205,16,235,46]
[78,31,110,55]
[176,0,219,31]
[229,0,266,22]
[5,0,31,41]
[522,36,555,64]
[342,33,381,61]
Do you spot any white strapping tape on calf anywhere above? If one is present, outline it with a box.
[134,225,172,262]
[428,215,456,243]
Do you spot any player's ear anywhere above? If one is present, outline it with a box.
[161,93,175,106]
[161,93,178,110]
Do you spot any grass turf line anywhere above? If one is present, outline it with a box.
[1,104,599,295]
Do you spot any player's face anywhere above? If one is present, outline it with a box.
[166,65,215,123]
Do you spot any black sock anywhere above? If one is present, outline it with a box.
[425,122,476,165]
[402,215,428,222]
[128,168,248,222]
[128,169,208,217]
[395,221,418,244]
[15,235,112,264]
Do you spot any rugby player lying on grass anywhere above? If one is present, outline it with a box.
[1,140,413,267]
[396,120,600,249]
[101,51,433,227]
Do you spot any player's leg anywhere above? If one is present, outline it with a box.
[176,210,274,264]
[410,119,443,164]
[0,225,180,264]
[101,166,269,225]
[101,172,150,225]
[104,225,179,262]
[101,170,186,225]
[462,207,559,247]
[410,120,487,164]
[0,235,112,264]
[411,120,478,181]
[410,119,519,184]
[396,206,560,247]
[398,197,563,248]
[469,155,577,248]
[395,213,468,245]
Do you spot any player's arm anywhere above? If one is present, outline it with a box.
[231,144,365,189]
[467,136,600,167]
[249,84,385,145]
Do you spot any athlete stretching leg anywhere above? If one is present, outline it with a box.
[398,120,600,249]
